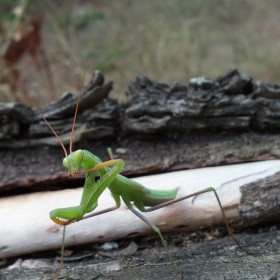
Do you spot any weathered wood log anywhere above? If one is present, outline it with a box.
[2,69,280,194]
[1,160,280,259]
[123,69,280,133]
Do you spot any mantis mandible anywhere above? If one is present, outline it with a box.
[39,76,252,280]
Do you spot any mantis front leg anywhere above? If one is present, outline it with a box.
[47,158,124,280]
[50,158,124,225]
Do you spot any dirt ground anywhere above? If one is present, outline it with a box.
[1,226,280,280]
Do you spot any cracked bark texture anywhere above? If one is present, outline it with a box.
[1,68,280,194]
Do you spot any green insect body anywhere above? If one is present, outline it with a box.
[48,148,181,279]
[48,147,253,280]
[50,149,179,225]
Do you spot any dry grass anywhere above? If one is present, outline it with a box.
[1,0,280,106]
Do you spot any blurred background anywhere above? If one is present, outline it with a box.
[0,0,279,106]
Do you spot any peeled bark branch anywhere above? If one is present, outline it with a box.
[1,160,280,258]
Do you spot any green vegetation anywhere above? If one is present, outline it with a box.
[1,0,280,105]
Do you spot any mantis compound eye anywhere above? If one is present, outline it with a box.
[75,149,84,165]
[62,157,70,169]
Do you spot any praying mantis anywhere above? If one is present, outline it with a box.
[39,76,252,280]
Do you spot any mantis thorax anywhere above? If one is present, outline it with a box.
[63,149,84,174]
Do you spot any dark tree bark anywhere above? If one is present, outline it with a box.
[1,69,280,194]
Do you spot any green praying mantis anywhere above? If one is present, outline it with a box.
[39,79,252,280]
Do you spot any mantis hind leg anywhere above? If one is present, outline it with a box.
[128,206,181,280]
[143,187,253,255]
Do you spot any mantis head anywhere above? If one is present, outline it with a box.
[63,149,84,174]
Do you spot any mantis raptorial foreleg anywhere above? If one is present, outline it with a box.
[50,158,124,225]
[45,159,124,280]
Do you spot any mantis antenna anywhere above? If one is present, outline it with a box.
[69,64,90,153]
[36,109,68,157]
[36,65,90,157]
